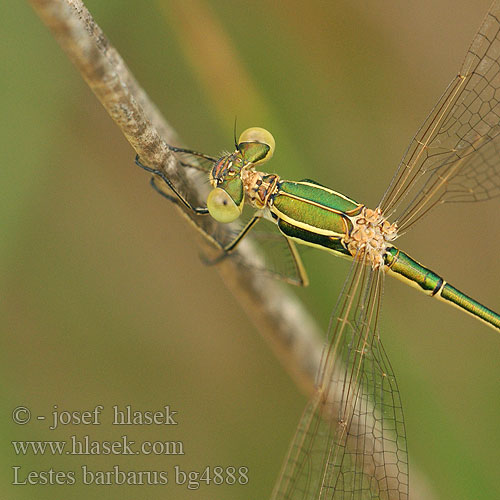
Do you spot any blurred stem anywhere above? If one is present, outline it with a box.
[28,0,323,395]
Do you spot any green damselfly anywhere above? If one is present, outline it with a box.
[135,2,500,498]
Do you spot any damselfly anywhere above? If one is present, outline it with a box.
[135,2,500,498]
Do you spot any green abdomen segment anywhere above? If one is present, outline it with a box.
[385,247,500,330]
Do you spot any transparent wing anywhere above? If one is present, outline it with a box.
[205,218,311,286]
[224,210,309,287]
[272,259,408,500]
[379,1,500,231]
[167,148,218,173]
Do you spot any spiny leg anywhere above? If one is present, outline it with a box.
[203,215,309,287]
[201,214,262,267]
[138,159,233,256]
[283,237,309,287]
[135,155,209,215]
[149,176,202,212]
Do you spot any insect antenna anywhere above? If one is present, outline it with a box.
[233,116,239,150]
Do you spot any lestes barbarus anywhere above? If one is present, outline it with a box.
[136,2,500,498]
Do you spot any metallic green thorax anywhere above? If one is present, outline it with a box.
[270,180,362,258]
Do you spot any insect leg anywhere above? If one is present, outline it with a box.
[203,214,262,266]
[135,155,209,215]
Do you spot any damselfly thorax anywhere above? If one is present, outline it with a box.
[240,165,398,269]
[206,128,399,271]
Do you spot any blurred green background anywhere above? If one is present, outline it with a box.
[2,0,499,499]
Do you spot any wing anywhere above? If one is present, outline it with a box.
[272,258,408,500]
[217,210,310,287]
[379,1,500,232]
[165,144,219,173]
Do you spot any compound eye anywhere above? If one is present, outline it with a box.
[207,188,242,223]
[238,127,275,164]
